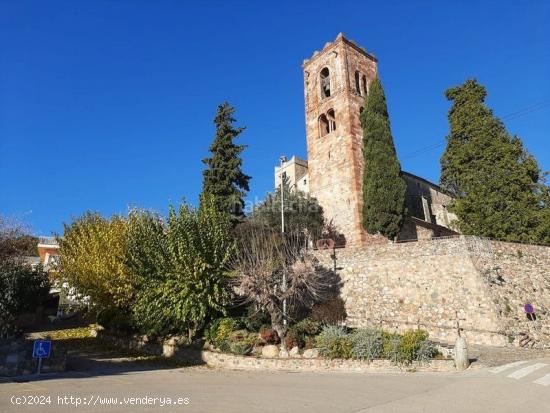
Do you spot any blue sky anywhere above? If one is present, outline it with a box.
[1,0,549,236]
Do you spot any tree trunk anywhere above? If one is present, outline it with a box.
[271,312,287,346]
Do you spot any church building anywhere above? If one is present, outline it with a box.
[275,33,458,246]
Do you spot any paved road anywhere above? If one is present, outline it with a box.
[2,359,550,412]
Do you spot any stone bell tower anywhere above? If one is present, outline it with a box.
[303,33,378,246]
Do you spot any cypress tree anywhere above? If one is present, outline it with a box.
[360,77,406,239]
[440,79,546,243]
[201,102,251,223]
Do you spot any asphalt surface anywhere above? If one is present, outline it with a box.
[2,358,550,413]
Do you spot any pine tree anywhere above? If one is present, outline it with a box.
[360,77,406,239]
[440,79,546,243]
[201,102,251,223]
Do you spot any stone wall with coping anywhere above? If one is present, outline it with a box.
[314,236,550,347]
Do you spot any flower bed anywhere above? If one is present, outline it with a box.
[96,323,457,373]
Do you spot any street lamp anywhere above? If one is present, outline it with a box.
[279,155,287,326]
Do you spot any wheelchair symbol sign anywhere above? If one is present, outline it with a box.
[32,340,51,359]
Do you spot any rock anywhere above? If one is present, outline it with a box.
[163,343,176,358]
[289,346,300,357]
[165,336,179,346]
[90,325,104,337]
[261,345,279,358]
[279,348,289,358]
[251,345,263,356]
[303,348,320,358]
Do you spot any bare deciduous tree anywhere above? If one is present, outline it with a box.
[231,225,338,341]
[0,215,37,261]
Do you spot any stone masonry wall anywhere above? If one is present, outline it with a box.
[468,240,550,346]
[314,236,550,347]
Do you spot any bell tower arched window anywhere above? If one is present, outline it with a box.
[362,75,368,95]
[318,109,337,138]
[320,67,331,98]
[355,71,361,95]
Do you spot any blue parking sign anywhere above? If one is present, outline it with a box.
[32,340,52,359]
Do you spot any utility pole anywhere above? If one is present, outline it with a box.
[280,155,287,326]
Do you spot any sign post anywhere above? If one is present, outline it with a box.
[32,340,52,376]
[525,303,536,321]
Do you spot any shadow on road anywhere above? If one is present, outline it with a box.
[3,318,205,383]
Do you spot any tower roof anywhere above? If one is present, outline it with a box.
[303,33,377,67]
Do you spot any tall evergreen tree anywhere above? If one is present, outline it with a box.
[201,102,251,223]
[534,184,550,245]
[440,79,547,243]
[360,77,406,239]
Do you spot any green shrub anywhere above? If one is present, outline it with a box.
[0,260,50,338]
[126,196,234,340]
[416,340,439,363]
[311,297,346,325]
[229,341,253,355]
[240,306,270,332]
[294,318,322,336]
[97,308,135,333]
[398,330,429,363]
[381,331,402,363]
[205,318,238,350]
[350,328,383,361]
[227,329,258,355]
[285,318,322,349]
[379,329,436,364]
[316,326,352,359]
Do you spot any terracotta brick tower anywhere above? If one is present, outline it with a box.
[303,33,378,246]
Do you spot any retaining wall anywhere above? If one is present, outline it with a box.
[314,236,550,347]
[202,351,455,373]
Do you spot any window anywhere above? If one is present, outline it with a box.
[327,109,336,132]
[318,109,336,137]
[405,195,428,221]
[320,67,331,98]
[319,114,330,137]
[362,75,368,95]
[355,71,361,95]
